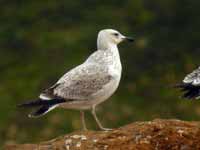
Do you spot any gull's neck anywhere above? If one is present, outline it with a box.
[106,43,118,52]
[96,36,121,65]
[98,43,120,61]
[98,42,121,63]
[97,41,118,52]
[101,43,122,75]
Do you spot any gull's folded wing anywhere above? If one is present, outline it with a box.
[41,64,112,101]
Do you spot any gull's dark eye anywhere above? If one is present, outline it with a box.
[113,33,119,36]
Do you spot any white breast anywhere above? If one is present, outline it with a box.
[92,54,122,105]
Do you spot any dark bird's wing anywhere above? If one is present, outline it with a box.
[176,67,200,99]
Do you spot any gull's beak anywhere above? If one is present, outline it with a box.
[125,36,134,42]
[122,36,135,42]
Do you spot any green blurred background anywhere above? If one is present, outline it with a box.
[1,0,200,145]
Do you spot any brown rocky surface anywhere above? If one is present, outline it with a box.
[4,119,200,150]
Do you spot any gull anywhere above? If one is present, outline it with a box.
[175,66,200,99]
[18,29,134,130]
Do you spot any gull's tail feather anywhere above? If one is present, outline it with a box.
[174,83,200,99]
[18,98,66,117]
[28,105,58,118]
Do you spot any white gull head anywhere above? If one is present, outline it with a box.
[97,29,134,50]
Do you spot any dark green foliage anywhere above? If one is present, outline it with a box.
[1,0,200,145]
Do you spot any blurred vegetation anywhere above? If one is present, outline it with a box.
[1,0,200,145]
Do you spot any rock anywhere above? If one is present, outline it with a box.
[4,119,200,150]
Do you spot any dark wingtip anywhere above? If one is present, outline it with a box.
[174,83,200,100]
[17,98,66,108]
